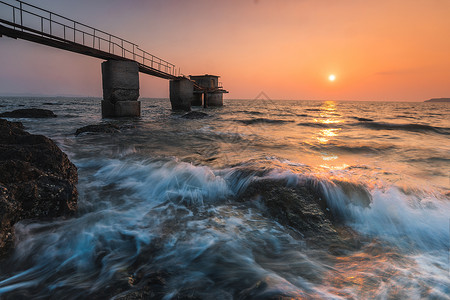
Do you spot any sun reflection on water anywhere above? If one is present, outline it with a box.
[311,101,346,168]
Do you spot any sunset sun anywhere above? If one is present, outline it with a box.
[328,74,336,82]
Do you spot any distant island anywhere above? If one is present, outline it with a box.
[424,98,450,103]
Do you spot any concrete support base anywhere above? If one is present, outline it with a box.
[102,100,141,118]
[170,78,193,111]
[207,93,224,106]
[102,60,140,118]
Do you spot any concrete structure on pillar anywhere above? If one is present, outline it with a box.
[101,60,141,118]
[190,75,228,107]
[169,78,194,111]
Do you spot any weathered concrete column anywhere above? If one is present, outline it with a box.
[101,60,141,118]
[207,92,224,106]
[169,78,193,111]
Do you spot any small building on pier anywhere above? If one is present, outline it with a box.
[190,74,228,107]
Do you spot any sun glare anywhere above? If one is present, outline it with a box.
[328,74,336,81]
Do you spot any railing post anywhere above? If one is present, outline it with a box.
[73,21,76,42]
[12,7,15,29]
[93,29,96,48]
[19,2,23,31]
[49,13,52,35]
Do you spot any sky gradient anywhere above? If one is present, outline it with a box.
[1,0,449,101]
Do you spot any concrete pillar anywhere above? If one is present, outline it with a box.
[207,93,223,106]
[101,60,140,117]
[203,92,208,108]
[170,78,193,111]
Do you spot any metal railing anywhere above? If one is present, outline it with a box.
[0,0,178,77]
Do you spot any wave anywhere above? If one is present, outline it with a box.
[1,158,448,298]
[297,122,340,128]
[310,143,396,153]
[407,156,450,163]
[357,121,450,135]
[351,117,374,122]
[235,110,264,115]
[42,102,63,106]
[238,118,295,125]
[318,180,450,251]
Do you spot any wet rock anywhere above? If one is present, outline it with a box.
[115,271,168,300]
[238,177,368,253]
[181,111,209,119]
[238,179,338,242]
[331,180,372,208]
[0,119,77,257]
[0,108,57,118]
[75,123,120,136]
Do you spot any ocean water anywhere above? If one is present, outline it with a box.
[0,97,449,299]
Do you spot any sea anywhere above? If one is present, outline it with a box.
[0,97,449,299]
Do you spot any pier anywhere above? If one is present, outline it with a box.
[0,0,228,117]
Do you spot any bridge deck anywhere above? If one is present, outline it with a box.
[0,0,177,80]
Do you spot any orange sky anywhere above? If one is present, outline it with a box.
[1,0,449,101]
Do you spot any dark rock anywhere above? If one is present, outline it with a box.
[75,123,120,136]
[0,108,57,118]
[0,119,77,257]
[237,177,369,254]
[115,271,168,300]
[238,179,338,243]
[181,111,209,119]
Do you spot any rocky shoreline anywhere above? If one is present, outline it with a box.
[0,118,78,257]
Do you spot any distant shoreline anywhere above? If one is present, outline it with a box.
[424,98,450,103]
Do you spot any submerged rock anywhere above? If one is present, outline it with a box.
[181,111,208,119]
[0,108,57,118]
[0,119,77,257]
[75,123,120,136]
